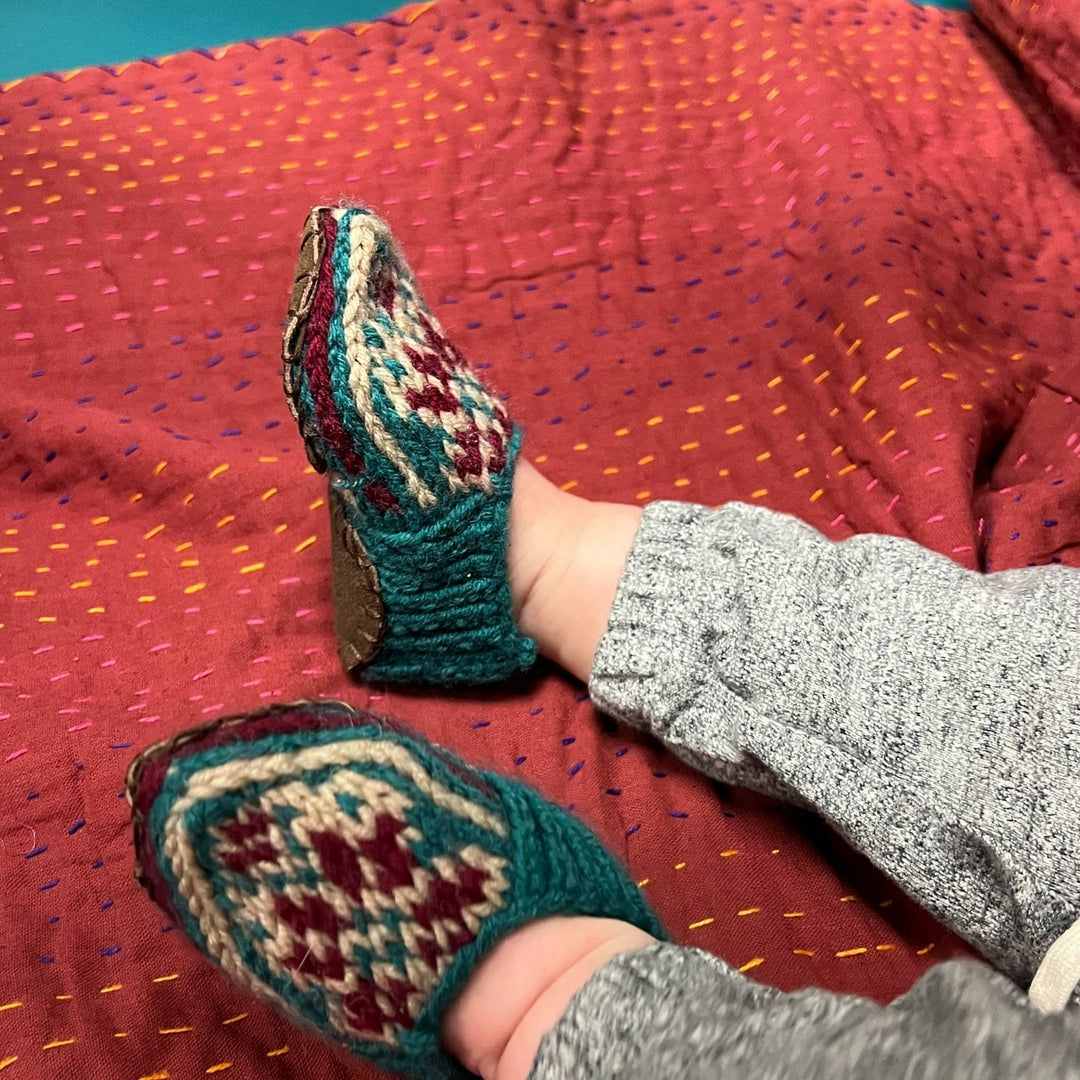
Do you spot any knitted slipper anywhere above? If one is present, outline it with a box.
[282,206,536,685]
[127,702,664,1080]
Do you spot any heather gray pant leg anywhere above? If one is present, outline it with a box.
[531,502,1080,1080]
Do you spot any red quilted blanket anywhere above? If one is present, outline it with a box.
[3,0,1079,1076]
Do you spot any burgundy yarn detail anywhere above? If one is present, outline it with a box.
[363,480,399,512]
[303,212,366,475]
[376,267,398,315]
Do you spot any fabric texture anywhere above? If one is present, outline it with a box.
[127,702,662,1080]
[592,500,1080,989]
[532,947,1080,1080]
[4,0,1080,1076]
[283,205,535,684]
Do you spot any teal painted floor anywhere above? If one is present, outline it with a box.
[0,0,398,83]
[0,0,972,84]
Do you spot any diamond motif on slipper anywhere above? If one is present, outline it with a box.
[128,702,665,1080]
[200,757,509,1045]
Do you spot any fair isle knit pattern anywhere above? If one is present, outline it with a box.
[282,205,536,685]
[128,703,665,1080]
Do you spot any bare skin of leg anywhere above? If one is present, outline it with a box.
[507,459,644,682]
[443,917,656,1080]
[441,462,657,1080]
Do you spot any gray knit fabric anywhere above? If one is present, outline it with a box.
[593,500,1080,983]
[532,947,1080,1080]
[531,501,1080,1079]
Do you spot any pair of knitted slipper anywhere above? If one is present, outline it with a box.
[128,210,660,1079]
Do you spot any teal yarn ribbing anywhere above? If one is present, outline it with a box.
[283,204,535,685]
[343,431,534,684]
[129,703,665,1080]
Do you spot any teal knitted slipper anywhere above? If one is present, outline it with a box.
[281,205,535,685]
[127,702,664,1080]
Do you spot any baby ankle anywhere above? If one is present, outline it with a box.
[492,924,657,1080]
[442,917,656,1080]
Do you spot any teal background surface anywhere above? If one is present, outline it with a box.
[0,0,974,85]
[0,1,399,82]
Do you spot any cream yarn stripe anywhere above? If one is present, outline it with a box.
[342,213,436,509]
